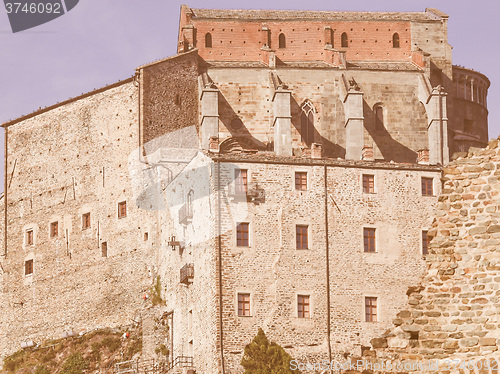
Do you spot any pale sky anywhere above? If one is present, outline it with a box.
[0,0,498,191]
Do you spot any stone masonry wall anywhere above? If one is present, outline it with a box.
[342,140,500,373]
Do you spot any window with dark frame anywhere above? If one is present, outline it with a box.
[50,222,58,238]
[25,259,33,276]
[363,228,376,252]
[421,177,433,196]
[392,33,400,48]
[205,32,212,48]
[26,229,34,245]
[295,172,307,191]
[82,212,91,230]
[238,293,251,316]
[362,174,375,194]
[296,225,309,249]
[297,295,310,318]
[422,230,428,255]
[234,169,248,195]
[101,242,108,258]
[365,297,377,322]
[236,222,249,247]
[118,201,127,218]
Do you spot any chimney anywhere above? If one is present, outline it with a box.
[417,149,430,164]
[209,137,219,153]
[311,143,322,159]
[362,146,374,161]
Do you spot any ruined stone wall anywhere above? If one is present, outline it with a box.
[342,141,500,373]
[0,81,159,360]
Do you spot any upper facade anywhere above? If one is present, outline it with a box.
[177,6,489,164]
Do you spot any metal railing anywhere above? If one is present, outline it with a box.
[114,358,169,373]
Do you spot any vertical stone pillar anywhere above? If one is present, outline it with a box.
[272,88,292,156]
[344,88,364,160]
[200,87,219,149]
[426,86,449,165]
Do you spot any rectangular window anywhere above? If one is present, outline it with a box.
[26,229,34,245]
[365,297,377,322]
[362,174,375,194]
[101,242,108,257]
[421,177,433,196]
[236,223,249,247]
[297,295,310,318]
[238,293,251,316]
[363,228,376,253]
[296,225,309,249]
[422,230,428,255]
[50,221,58,238]
[295,172,307,191]
[235,169,248,195]
[118,201,127,218]
[25,259,33,276]
[82,212,91,230]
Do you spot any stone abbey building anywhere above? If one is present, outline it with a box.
[0,5,491,373]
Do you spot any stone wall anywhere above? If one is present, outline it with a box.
[341,140,500,373]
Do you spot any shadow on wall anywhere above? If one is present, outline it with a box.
[290,96,346,158]
[363,100,417,163]
[218,91,269,151]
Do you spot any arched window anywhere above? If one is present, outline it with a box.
[374,105,384,131]
[279,33,286,48]
[187,190,194,216]
[392,33,400,48]
[300,101,315,145]
[205,33,212,48]
[341,32,348,48]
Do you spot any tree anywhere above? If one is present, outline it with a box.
[241,328,301,374]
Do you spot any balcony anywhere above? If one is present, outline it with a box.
[180,263,194,285]
[179,203,193,225]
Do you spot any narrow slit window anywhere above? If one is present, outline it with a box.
[375,106,384,131]
[341,32,348,47]
[279,33,286,48]
[205,32,212,48]
[392,33,400,48]
[422,230,428,255]
[300,101,315,146]
[26,229,34,246]
[82,213,91,230]
[101,242,108,257]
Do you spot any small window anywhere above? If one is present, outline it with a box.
[296,225,308,249]
[101,242,108,257]
[295,172,307,191]
[236,223,249,247]
[205,32,212,48]
[363,228,376,252]
[82,212,91,230]
[26,229,34,246]
[235,169,248,194]
[341,32,348,47]
[25,259,33,276]
[50,222,58,238]
[362,174,374,194]
[422,230,428,255]
[392,33,400,48]
[238,293,251,316]
[421,177,433,196]
[374,106,384,131]
[144,232,149,241]
[365,297,377,322]
[118,201,127,218]
[298,295,310,318]
[279,33,286,48]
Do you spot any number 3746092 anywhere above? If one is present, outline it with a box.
[5,2,62,14]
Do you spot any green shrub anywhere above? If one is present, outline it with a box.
[151,276,164,305]
[60,353,89,374]
[41,349,56,363]
[155,344,169,356]
[101,337,121,352]
[3,350,25,372]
